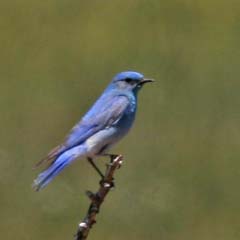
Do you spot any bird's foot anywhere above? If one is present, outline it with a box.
[102,153,122,165]
[109,154,119,162]
[108,154,123,169]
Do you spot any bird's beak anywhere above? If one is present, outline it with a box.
[139,78,155,86]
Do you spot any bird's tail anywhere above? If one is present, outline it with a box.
[33,146,86,191]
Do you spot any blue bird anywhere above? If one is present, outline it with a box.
[33,71,153,191]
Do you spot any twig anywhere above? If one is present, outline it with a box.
[74,155,123,240]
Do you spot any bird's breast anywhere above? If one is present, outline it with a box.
[117,97,137,128]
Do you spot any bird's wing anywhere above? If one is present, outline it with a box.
[35,94,129,168]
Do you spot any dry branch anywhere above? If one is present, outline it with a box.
[74,155,123,240]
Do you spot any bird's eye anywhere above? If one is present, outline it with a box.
[125,78,133,84]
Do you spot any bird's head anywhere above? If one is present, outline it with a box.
[111,71,154,93]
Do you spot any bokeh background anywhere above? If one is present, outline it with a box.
[0,1,240,239]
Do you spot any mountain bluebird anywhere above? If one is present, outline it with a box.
[33,71,153,191]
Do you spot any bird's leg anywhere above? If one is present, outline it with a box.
[87,158,104,179]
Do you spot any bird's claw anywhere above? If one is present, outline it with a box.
[110,154,119,162]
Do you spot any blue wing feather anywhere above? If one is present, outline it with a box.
[35,92,130,167]
[66,93,129,147]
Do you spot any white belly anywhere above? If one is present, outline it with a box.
[85,127,121,158]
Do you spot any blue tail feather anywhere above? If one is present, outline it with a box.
[33,146,86,191]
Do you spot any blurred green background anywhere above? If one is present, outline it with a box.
[0,1,240,239]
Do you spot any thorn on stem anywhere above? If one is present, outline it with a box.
[103,182,111,188]
[89,205,99,214]
[79,222,87,228]
[85,190,95,200]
